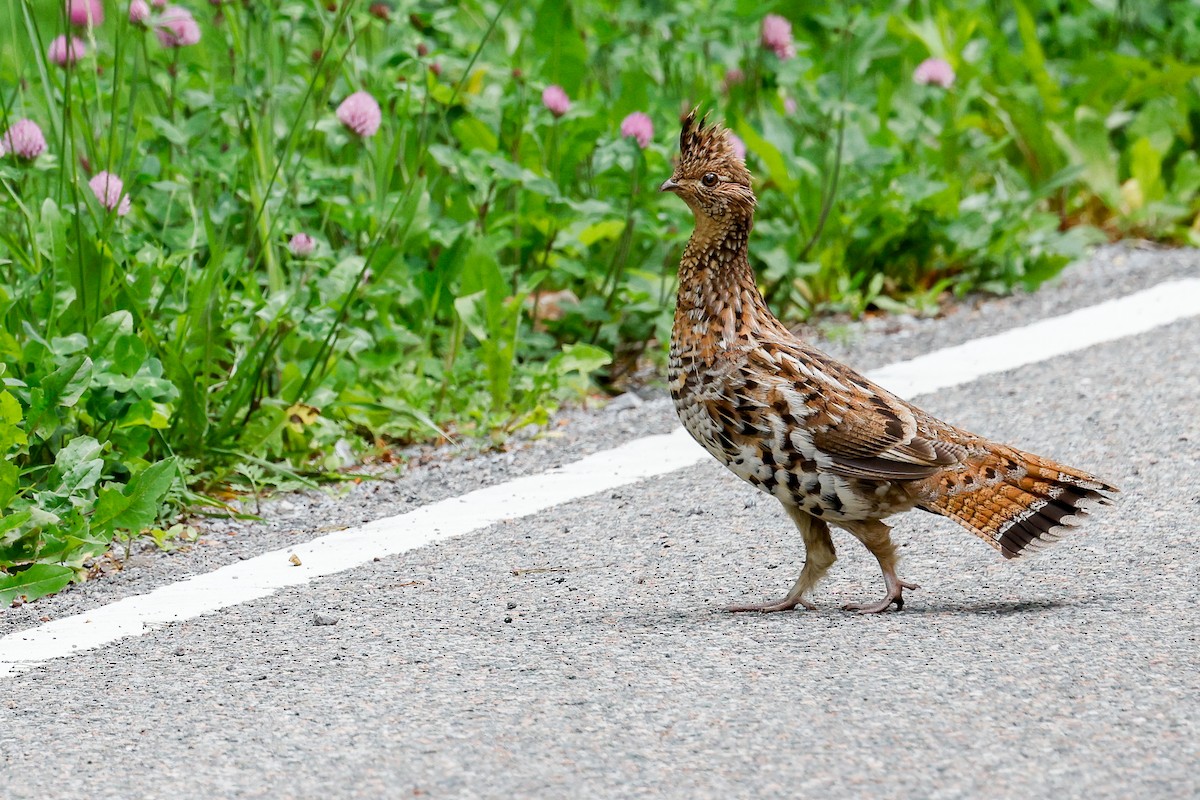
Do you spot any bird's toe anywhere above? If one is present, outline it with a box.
[726,597,816,613]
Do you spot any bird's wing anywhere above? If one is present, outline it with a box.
[748,338,964,482]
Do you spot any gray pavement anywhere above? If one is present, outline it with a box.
[1,246,1198,798]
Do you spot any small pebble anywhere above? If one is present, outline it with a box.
[606,392,644,413]
[313,612,339,626]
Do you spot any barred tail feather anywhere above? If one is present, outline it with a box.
[922,447,1118,559]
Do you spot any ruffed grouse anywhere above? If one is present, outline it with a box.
[661,111,1116,613]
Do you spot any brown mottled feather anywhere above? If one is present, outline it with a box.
[662,110,1116,610]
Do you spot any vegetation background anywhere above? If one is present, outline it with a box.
[1,0,1198,602]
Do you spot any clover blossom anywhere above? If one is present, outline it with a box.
[761,15,795,60]
[336,91,382,138]
[620,112,653,149]
[3,119,47,160]
[89,171,132,216]
[913,58,955,89]
[542,85,570,118]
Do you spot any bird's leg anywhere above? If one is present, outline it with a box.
[839,519,919,614]
[727,508,835,613]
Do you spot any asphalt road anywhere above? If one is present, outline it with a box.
[1,247,1198,799]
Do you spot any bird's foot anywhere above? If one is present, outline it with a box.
[726,596,816,613]
[842,578,919,615]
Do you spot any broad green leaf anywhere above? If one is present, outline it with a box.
[0,526,44,568]
[0,510,31,538]
[0,564,74,605]
[0,390,25,451]
[578,220,627,246]
[1170,152,1200,200]
[148,115,190,145]
[455,235,521,409]
[1051,109,1119,207]
[36,355,93,409]
[114,338,152,379]
[551,343,611,376]
[26,356,93,438]
[454,291,490,343]
[50,334,88,356]
[452,116,499,153]
[110,458,177,534]
[1128,98,1180,155]
[92,486,132,535]
[48,436,104,497]
[533,0,587,93]
[90,310,134,356]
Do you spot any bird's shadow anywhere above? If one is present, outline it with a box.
[896,598,1075,616]
[609,597,1079,629]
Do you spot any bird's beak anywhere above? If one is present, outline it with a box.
[660,178,680,193]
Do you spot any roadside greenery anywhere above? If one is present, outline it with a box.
[1,0,1197,598]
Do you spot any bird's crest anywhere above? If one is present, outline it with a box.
[676,107,750,184]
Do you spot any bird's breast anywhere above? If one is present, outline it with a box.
[668,335,910,521]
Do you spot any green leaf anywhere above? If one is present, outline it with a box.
[148,115,191,146]
[1170,151,1200,200]
[92,486,132,535]
[26,355,93,437]
[36,198,67,272]
[0,564,74,605]
[453,291,490,343]
[454,235,522,410]
[0,510,32,539]
[578,220,627,246]
[42,355,93,408]
[101,458,177,534]
[1129,137,1164,204]
[90,310,134,356]
[551,343,611,376]
[532,0,587,93]
[1128,98,1180,156]
[48,436,105,498]
[1013,1,1063,115]
[1051,108,1119,207]
[0,389,25,452]
[734,122,798,194]
[452,116,499,153]
[0,461,17,510]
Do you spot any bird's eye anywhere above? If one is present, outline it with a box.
[701,172,719,187]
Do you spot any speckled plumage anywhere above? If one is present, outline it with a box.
[662,110,1117,613]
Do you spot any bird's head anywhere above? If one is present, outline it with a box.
[660,109,755,227]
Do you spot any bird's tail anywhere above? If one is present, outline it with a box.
[920,445,1117,559]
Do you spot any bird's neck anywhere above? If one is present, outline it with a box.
[676,215,778,340]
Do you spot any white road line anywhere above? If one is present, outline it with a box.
[867,278,1200,397]
[2,277,1198,677]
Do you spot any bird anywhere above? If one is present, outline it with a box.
[660,110,1117,613]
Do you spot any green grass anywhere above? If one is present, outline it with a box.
[1,0,1198,599]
